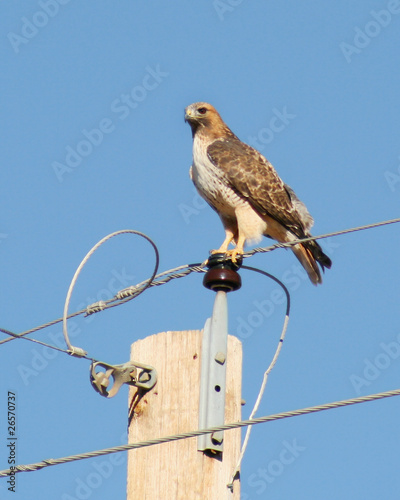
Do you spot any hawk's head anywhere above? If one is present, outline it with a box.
[185,102,226,137]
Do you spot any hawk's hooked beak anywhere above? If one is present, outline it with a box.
[184,107,193,122]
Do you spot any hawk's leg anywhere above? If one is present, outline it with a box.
[212,228,236,254]
[226,234,246,263]
[212,233,245,263]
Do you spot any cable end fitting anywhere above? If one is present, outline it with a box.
[68,346,88,358]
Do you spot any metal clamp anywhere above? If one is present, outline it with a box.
[198,291,229,454]
[90,361,157,398]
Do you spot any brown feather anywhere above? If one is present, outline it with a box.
[207,137,307,237]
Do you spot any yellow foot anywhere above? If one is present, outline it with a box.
[211,248,244,263]
[227,248,244,263]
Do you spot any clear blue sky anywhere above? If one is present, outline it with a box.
[1,1,400,499]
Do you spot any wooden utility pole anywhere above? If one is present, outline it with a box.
[126,329,242,499]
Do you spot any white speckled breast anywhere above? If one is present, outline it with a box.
[191,136,244,217]
[190,135,269,244]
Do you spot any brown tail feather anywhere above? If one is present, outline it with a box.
[291,239,332,285]
[307,240,332,271]
[261,216,332,284]
[292,244,322,285]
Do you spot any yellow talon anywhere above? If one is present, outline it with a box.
[223,248,244,263]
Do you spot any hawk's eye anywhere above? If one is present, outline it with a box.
[198,107,207,115]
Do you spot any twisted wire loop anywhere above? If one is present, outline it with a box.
[0,264,206,347]
[1,217,400,350]
[1,388,399,478]
[62,230,160,356]
[0,218,399,481]
[112,264,205,303]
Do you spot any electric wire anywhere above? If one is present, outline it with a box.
[0,217,399,484]
[0,264,205,347]
[1,216,399,349]
[0,327,93,358]
[61,230,159,357]
[0,230,163,353]
[1,387,399,478]
[228,266,291,487]
[245,216,400,257]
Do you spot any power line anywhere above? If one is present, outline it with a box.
[1,217,399,483]
[0,264,205,347]
[246,216,400,256]
[0,263,206,351]
[2,387,399,478]
[230,266,291,484]
[0,327,83,357]
[1,216,400,350]
[61,229,159,357]
[0,230,164,351]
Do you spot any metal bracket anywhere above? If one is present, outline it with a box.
[198,290,228,453]
[90,361,157,398]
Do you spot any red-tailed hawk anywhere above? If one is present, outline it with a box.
[185,102,332,285]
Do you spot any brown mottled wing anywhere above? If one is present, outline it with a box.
[207,137,307,237]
